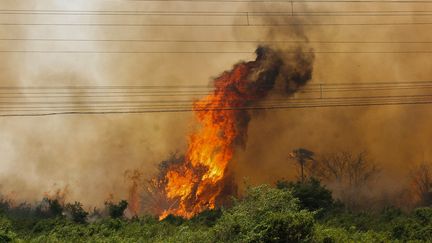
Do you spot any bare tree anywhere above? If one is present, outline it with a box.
[124,169,145,216]
[410,162,432,206]
[289,148,315,183]
[307,151,380,209]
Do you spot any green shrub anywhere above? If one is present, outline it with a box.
[47,199,64,217]
[34,198,64,219]
[391,210,432,241]
[64,202,88,224]
[0,216,16,242]
[276,178,335,212]
[313,224,391,242]
[413,207,432,224]
[380,206,403,222]
[213,185,315,243]
[190,209,222,226]
[162,214,186,226]
[105,200,128,219]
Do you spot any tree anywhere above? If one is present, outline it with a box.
[410,162,432,206]
[64,202,88,224]
[289,148,315,183]
[34,198,64,219]
[307,151,379,209]
[47,199,63,217]
[276,178,335,212]
[105,200,128,219]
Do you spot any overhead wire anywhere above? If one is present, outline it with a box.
[0,83,431,116]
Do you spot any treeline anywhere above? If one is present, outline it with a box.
[0,149,431,242]
[289,149,432,209]
[0,179,432,242]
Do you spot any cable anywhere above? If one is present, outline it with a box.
[0,80,429,88]
[0,100,431,117]
[2,38,432,44]
[0,89,430,116]
[4,10,432,17]
[0,84,431,97]
[1,50,432,54]
[1,22,432,26]
[124,0,432,2]
[2,10,432,27]
[0,81,429,90]
[0,93,431,106]
[3,10,432,14]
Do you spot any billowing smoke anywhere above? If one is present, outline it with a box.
[147,46,314,218]
[1,0,430,215]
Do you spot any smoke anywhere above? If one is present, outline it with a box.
[0,0,431,213]
[222,2,432,208]
[0,1,193,206]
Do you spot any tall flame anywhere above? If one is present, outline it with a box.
[155,47,314,219]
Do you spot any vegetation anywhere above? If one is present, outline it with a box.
[0,152,430,242]
[0,180,431,242]
[276,178,335,212]
[105,200,128,219]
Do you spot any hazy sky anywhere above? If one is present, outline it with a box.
[1,0,432,207]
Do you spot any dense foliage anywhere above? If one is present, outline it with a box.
[0,182,431,242]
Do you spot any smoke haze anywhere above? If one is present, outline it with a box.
[0,0,432,210]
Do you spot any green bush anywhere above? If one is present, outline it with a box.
[313,224,391,242]
[1,184,432,242]
[390,208,432,241]
[31,218,70,234]
[321,211,384,232]
[34,198,64,219]
[276,178,335,212]
[0,216,16,242]
[380,206,403,222]
[190,209,222,226]
[413,207,432,224]
[213,185,315,243]
[162,214,186,226]
[105,200,128,219]
[64,202,88,224]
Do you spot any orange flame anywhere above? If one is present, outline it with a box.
[159,64,253,219]
[156,47,314,219]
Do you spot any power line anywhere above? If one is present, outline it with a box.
[3,9,432,13]
[0,92,430,102]
[0,80,431,86]
[3,10,432,16]
[0,80,430,89]
[1,50,432,54]
[0,93,430,105]
[124,0,432,2]
[2,38,432,44]
[1,100,431,117]
[0,83,431,97]
[1,22,432,26]
[0,87,429,116]
[2,10,432,27]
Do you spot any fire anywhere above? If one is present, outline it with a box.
[155,47,314,219]
[160,64,252,219]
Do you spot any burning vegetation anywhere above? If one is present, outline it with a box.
[148,46,315,219]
